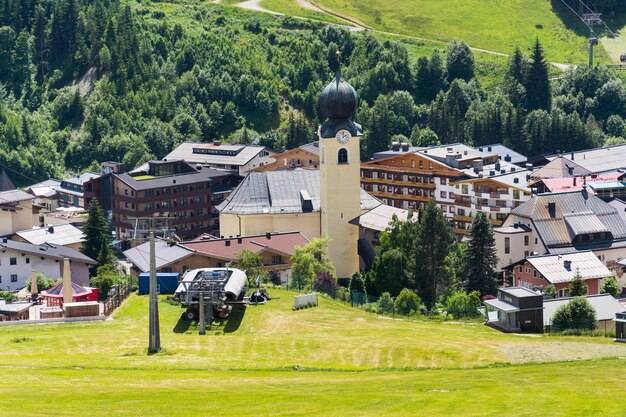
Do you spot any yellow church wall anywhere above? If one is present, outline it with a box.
[219,212,321,241]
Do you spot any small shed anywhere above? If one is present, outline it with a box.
[483,287,544,332]
[615,311,626,341]
[0,302,33,321]
[64,301,99,318]
[138,273,180,295]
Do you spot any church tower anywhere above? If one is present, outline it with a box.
[318,55,362,278]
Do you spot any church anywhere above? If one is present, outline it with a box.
[217,63,378,277]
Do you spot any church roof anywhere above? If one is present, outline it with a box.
[0,169,15,191]
[217,170,380,215]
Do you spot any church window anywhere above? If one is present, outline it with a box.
[338,148,348,164]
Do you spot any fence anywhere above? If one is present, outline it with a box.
[103,279,133,316]
[350,290,379,306]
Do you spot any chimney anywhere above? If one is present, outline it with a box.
[489,170,495,176]
[237,237,243,244]
[62,258,72,306]
[30,271,38,295]
[487,146,492,152]
[504,154,512,162]
[266,232,271,240]
[571,152,575,160]
[564,260,572,270]
[225,240,231,247]
[213,140,221,146]
[513,176,520,184]
[548,202,556,218]
[48,226,54,234]
[566,164,574,176]
[573,177,577,186]
[510,167,516,173]
[401,142,409,152]
[392,142,400,151]
[495,162,501,171]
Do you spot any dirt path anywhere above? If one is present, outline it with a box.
[236,0,283,16]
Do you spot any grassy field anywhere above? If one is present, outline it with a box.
[1,289,626,415]
[260,0,620,64]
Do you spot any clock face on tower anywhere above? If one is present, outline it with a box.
[335,130,350,144]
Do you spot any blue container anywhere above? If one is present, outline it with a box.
[138,273,180,295]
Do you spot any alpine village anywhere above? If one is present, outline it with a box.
[0,0,626,416]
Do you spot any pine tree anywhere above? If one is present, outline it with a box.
[525,38,551,111]
[464,212,498,296]
[569,268,587,297]
[414,200,455,309]
[82,198,110,273]
[446,40,474,82]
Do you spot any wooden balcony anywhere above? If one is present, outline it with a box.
[453,214,474,222]
[360,177,436,189]
[370,191,433,202]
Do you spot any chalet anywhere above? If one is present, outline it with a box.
[0,190,38,236]
[13,224,85,251]
[494,190,626,275]
[507,251,612,297]
[55,172,100,208]
[123,232,309,284]
[255,142,319,171]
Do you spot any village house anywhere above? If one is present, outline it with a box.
[494,190,626,278]
[506,251,613,297]
[12,224,85,251]
[0,190,39,237]
[55,172,100,209]
[254,142,320,172]
[0,238,96,290]
[123,232,309,284]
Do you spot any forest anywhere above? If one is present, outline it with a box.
[0,0,624,185]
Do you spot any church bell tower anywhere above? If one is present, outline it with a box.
[318,54,362,278]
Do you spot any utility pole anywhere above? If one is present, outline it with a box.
[148,231,161,353]
[130,213,175,354]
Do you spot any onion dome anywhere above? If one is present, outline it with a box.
[319,55,358,120]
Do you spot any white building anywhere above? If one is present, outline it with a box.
[163,141,276,176]
[0,238,96,291]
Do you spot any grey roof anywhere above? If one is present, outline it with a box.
[564,211,609,236]
[164,142,270,166]
[373,146,425,161]
[349,204,410,231]
[15,224,85,246]
[25,180,61,198]
[298,142,320,156]
[544,294,624,326]
[608,199,626,225]
[60,172,100,187]
[218,170,380,215]
[123,239,195,272]
[0,302,33,314]
[494,223,533,234]
[526,251,612,284]
[115,165,230,191]
[0,189,35,205]
[475,144,527,165]
[419,143,495,162]
[532,157,591,180]
[483,298,520,313]
[501,287,542,298]
[0,240,96,265]
[462,161,526,180]
[511,191,626,248]
[546,144,626,174]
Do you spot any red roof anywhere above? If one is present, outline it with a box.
[182,232,309,260]
[542,173,621,194]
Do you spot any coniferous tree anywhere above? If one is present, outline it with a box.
[569,268,587,297]
[82,198,110,273]
[414,200,454,309]
[446,40,474,82]
[525,38,551,111]
[463,212,498,296]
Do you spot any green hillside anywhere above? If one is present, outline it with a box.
[261,0,619,64]
[1,290,625,415]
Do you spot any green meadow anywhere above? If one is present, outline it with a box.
[0,290,625,416]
